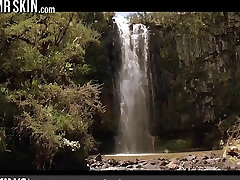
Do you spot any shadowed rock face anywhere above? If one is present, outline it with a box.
[145,12,240,148]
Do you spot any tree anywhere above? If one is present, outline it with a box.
[0,12,112,169]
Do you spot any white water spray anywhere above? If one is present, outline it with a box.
[114,15,152,153]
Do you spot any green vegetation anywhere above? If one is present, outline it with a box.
[155,138,192,153]
[0,12,114,170]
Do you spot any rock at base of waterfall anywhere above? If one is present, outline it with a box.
[94,153,102,161]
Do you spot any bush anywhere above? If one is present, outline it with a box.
[6,82,105,169]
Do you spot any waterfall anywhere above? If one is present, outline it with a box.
[114,15,153,153]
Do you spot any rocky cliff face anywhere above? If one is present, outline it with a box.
[147,12,240,149]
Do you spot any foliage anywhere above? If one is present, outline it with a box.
[155,138,192,152]
[6,82,104,168]
[219,116,240,145]
[0,12,111,169]
[0,127,6,152]
[129,12,221,36]
[78,12,115,34]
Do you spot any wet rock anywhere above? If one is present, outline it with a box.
[214,157,222,162]
[206,158,216,164]
[138,160,147,163]
[185,154,197,161]
[202,160,208,164]
[139,161,148,165]
[210,152,217,158]
[121,160,133,167]
[86,158,94,165]
[192,159,199,164]
[183,161,192,169]
[195,155,204,161]
[202,166,216,170]
[181,157,188,161]
[223,158,238,170]
[236,160,240,167]
[94,154,102,161]
[149,160,157,165]
[176,166,185,170]
[166,161,178,170]
[102,164,109,169]
[135,164,142,168]
[144,164,159,170]
[129,161,135,165]
[224,163,237,170]
[202,155,209,160]
[126,165,133,168]
[169,157,179,163]
[222,157,227,162]
[108,159,118,166]
[96,161,104,166]
[90,163,97,168]
[160,160,169,166]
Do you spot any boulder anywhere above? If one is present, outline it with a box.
[94,154,102,161]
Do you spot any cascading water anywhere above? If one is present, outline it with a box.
[114,15,153,153]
